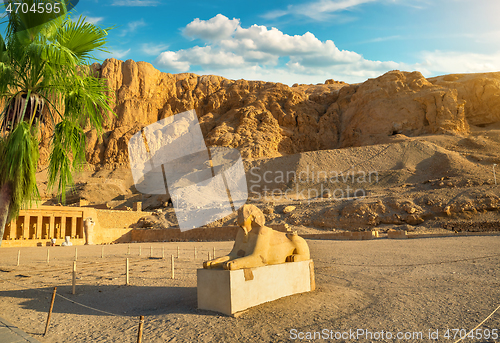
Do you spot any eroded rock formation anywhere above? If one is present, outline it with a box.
[39,59,500,167]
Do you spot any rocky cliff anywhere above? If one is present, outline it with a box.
[46,58,500,168]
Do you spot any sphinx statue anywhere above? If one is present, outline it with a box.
[203,204,310,270]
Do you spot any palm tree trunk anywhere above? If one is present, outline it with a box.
[0,182,13,246]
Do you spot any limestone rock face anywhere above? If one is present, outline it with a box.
[338,71,470,147]
[75,59,500,168]
[428,72,500,126]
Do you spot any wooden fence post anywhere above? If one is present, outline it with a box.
[72,261,76,295]
[126,258,130,286]
[43,287,57,336]
[137,316,144,343]
[171,255,174,279]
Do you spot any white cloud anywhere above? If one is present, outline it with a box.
[262,0,432,21]
[154,51,190,72]
[119,19,147,37]
[414,50,500,75]
[357,35,402,44]
[85,16,105,25]
[262,0,377,21]
[155,46,245,72]
[141,43,169,56]
[109,48,132,59]
[152,14,500,85]
[153,14,402,83]
[184,14,240,41]
[112,0,159,6]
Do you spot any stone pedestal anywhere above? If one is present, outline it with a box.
[197,260,315,316]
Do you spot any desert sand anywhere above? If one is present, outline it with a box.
[0,238,499,342]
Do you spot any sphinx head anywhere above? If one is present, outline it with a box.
[237,204,265,235]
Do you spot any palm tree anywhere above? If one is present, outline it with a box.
[0,0,115,245]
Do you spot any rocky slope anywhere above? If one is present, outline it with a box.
[36,59,500,168]
[34,60,500,232]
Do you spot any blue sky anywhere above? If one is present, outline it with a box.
[8,0,500,84]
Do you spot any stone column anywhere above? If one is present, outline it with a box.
[49,215,55,239]
[36,215,42,239]
[7,219,16,239]
[22,216,29,239]
[61,216,66,238]
[71,216,77,238]
[83,217,95,245]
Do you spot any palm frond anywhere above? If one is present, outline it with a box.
[27,41,77,66]
[0,33,7,61]
[56,16,110,63]
[0,61,14,95]
[0,0,116,212]
[0,121,40,221]
[47,119,86,202]
[63,72,114,132]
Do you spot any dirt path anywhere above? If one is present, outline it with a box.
[0,238,499,342]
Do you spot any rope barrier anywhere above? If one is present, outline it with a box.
[0,273,127,317]
[453,303,500,343]
[331,252,500,268]
[55,293,124,317]
[0,247,214,317]
[7,250,185,275]
[1,247,498,341]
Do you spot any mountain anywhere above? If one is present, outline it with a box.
[38,58,500,169]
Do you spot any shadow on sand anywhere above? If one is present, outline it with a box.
[0,284,200,318]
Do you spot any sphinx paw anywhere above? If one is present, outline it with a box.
[223,261,235,270]
[286,255,296,262]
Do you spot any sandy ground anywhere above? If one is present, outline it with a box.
[0,238,499,343]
